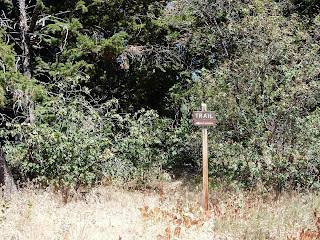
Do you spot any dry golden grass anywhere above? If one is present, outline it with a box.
[1,181,320,240]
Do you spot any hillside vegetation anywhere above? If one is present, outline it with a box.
[0,0,319,194]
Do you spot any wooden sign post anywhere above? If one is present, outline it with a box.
[193,103,216,211]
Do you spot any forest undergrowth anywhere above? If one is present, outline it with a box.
[1,180,320,240]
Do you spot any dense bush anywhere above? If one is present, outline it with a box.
[1,0,320,194]
[165,0,320,191]
[3,98,172,189]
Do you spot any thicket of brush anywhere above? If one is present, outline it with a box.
[0,0,319,195]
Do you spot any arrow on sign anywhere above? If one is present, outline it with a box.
[193,111,216,126]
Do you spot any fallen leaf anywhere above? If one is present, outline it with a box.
[191,220,199,225]
[165,227,171,239]
[174,227,181,237]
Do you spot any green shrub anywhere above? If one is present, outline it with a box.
[4,98,172,189]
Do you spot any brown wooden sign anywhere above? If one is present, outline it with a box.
[193,104,216,211]
[193,111,216,126]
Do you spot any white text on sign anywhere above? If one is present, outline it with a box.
[193,111,216,126]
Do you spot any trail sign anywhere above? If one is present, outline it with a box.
[193,104,216,211]
[193,111,216,126]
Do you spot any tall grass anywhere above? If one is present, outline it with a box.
[1,182,320,239]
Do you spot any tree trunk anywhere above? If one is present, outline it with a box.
[19,0,31,79]
[19,0,36,124]
[0,146,17,196]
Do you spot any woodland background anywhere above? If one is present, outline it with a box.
[0,0,319,194]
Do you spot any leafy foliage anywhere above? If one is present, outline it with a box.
[165,0,320,191]
[3,97,172,189]
[0,0,320,192]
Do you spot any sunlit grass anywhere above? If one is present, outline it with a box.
[211,191,320,239]
[1,182,320,239]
